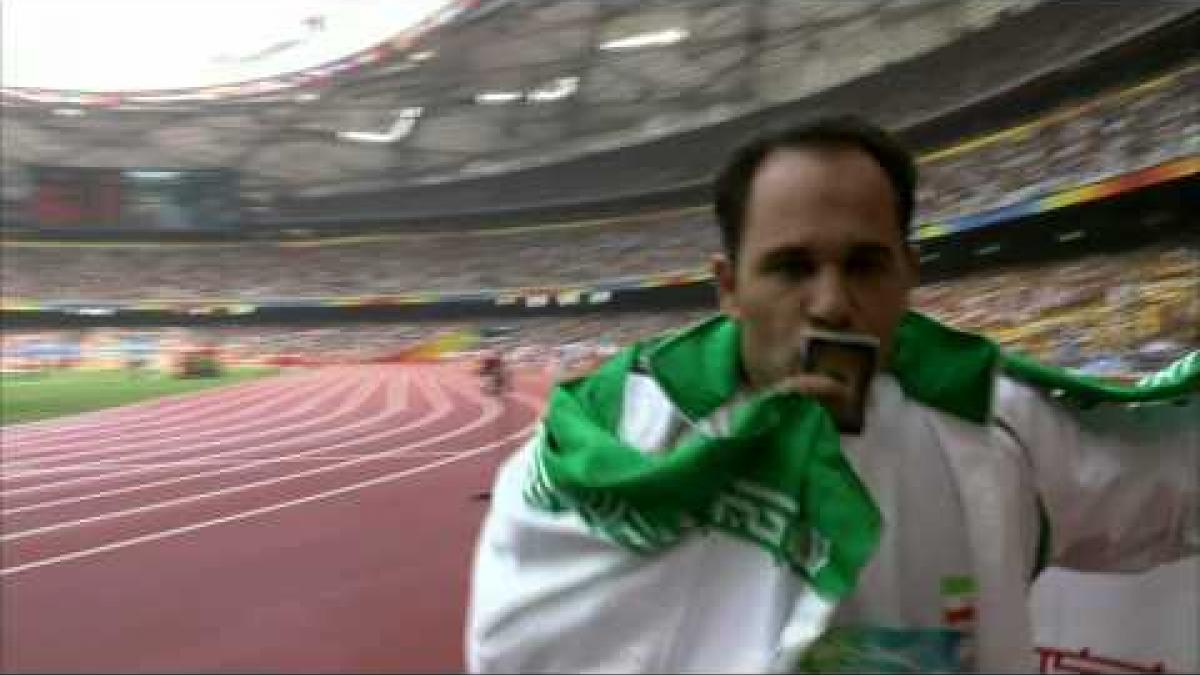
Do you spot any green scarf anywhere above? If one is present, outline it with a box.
[525,310,1198,601]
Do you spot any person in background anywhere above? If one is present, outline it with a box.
[478,345,511,398]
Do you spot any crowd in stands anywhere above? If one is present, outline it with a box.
[3,64,1199,302]
[915,63,1198,218]
[4,243,1196,377]
[4,59,1199,379]
[0,211,720,301]
[409,244,1197,375]
[912,244,1198,373]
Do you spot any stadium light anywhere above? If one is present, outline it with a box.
[336,107,423,143]
[475,91,522,105]
[527,76,579,103]
[409,50,436,62]
[126,170,183,180]
[599,27,687,51]
[295,92,321,103]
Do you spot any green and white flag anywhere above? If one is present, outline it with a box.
[524,310,1198,602]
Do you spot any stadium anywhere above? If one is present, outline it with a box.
[1,0,1196,672]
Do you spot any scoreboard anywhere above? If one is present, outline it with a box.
[27,166,240,230]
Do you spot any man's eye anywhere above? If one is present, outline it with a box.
[769,259,815,279]
[847,256,888,275]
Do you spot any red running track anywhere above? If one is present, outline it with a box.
[1,363,550,673]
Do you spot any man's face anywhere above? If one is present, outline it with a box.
[714,146,917,390]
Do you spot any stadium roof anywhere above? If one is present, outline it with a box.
[0,0,1160,205]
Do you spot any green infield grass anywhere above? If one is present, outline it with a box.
[1,366,279,426]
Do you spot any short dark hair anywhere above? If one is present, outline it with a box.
[713,115,917,263]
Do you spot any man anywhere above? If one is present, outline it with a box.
[465,117,1197,673]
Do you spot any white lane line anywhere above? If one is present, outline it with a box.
[0,371,323,460]
[2,455,429,475]
[0,370,305,447]
[0,368,412,513]
[1,369,458,539]
[0,379,299,462]
[1,370,353,466]
[0,371,367,478]
[0,371,379,489]
[367,450,482,458]
[0,370,390,485]
[0,390,539,577]
[0,375,363,486]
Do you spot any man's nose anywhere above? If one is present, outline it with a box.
[809,268,853,331]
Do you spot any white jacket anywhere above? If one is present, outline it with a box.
[467,371,1198,673]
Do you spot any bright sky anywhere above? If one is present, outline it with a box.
[0,0,452,91]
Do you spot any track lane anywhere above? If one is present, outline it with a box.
[1,369,307,452]
[1,368,364,468]
[1,369,520,569]
[0,369,383,499]
[4,369,421,533]
[0,363,551,673]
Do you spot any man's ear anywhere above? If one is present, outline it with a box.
[712,253,741,318]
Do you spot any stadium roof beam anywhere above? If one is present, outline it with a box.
[225,104,317,180]
[573,90,746,111]
[740,0,768,103]
[563,1,612,139]
[336,107,423,143]
[526,76,580,103]
[475,91,523,105]
[598,27,688,51]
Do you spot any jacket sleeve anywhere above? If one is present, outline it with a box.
[994,376,1198,573]
[466,372,693,672]
[465,434,680,673]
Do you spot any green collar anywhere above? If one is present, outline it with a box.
[642,310,999,424]
[638,309,1195,421]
